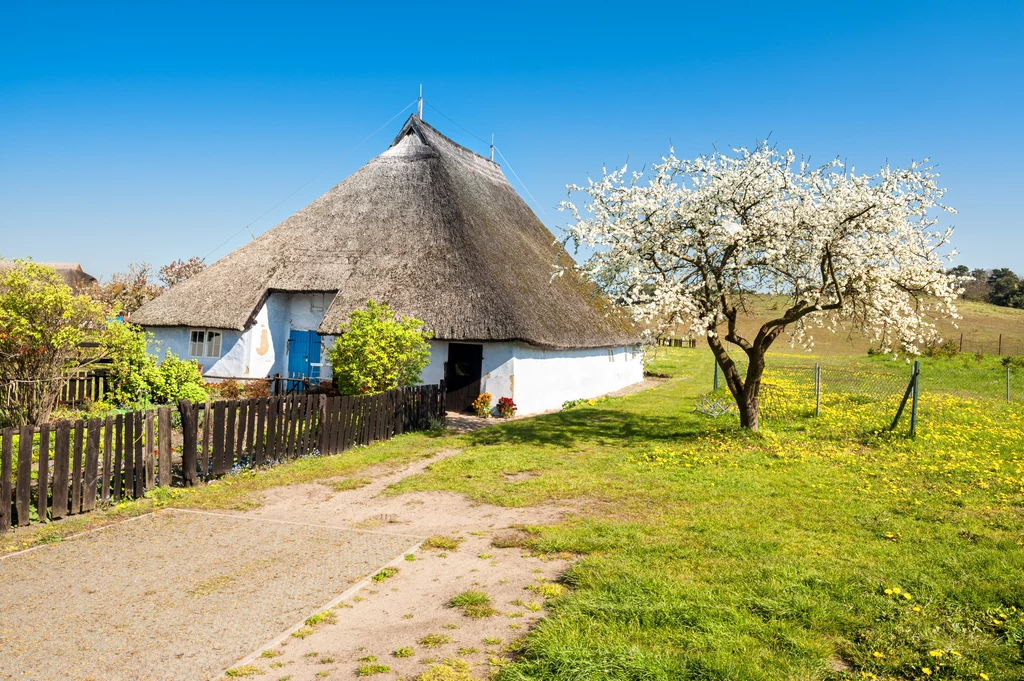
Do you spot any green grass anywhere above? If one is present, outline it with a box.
[448,590,498,618]
[384,348,1024,680]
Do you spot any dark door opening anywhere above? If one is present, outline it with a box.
[445,343,483,413]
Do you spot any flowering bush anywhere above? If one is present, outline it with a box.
[471,392,492,418]
[496,396,517,418]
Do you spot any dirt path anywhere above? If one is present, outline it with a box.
[0,511,418,681]
[221,448,576,680]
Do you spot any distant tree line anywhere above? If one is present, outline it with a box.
[948,266,1024,309]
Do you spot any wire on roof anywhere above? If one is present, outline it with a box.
[201,99,419,262]
[424,101,555,226]
[493,146,555,225]
[423,101,490,146]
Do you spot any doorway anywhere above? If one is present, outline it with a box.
[445,343,483,412]
[287,330,322,381]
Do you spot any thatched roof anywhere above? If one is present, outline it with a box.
[132,115,638,349]
[0,261,98,292]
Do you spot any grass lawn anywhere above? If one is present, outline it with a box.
[4,347,1021,680]
[386,348,1024,680]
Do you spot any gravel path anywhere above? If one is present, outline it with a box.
[0,510,419,681]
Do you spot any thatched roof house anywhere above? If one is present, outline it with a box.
[0,261,98,292]
[134,115,642,414]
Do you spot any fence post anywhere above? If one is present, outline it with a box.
[713,359,720,392]
[998,334,1003,356]
[1008,366,1012,404]
[814,363,821,416]
[179,399,199,487]
[909,360,920,438]
[959,333,963,353]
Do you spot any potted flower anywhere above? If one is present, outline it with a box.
[471,392,493,418]
[496,396,517,419]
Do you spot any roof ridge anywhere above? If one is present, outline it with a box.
[391,114,499,168]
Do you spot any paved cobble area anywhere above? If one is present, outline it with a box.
[0,510,418,680]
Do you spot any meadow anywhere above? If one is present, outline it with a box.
[388,348,1024,680]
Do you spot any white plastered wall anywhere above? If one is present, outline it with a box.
[145,292,330,380]
[419,340,643,416]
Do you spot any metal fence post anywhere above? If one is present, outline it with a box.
[713,359,719,392]
[909,360,920,438]
[815,363,821,416]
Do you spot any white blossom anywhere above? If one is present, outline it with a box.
[559,141,961,429]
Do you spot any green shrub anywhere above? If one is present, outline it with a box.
[327,300,431,396]
[103,321,206,407]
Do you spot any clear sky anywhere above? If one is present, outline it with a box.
[1,1,1021,278]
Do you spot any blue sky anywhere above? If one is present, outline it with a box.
[1,1,1021,278]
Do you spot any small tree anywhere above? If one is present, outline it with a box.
[87,262,162,317]
[328,300,432,396]
[0,261,106,425]
[561,142,961,431]
[158,257,206,288]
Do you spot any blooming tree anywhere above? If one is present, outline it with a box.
[560,141,961,430]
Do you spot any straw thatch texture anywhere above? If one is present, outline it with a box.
[132,116,637,349]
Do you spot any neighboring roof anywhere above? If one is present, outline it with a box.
[132,115,638,349]
[0,261,98,292]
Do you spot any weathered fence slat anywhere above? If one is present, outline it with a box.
[245,399,257,459]
[179,399,198,488]
[52,421,70,519]
[285,396,298,458]
[123,413,135,500]
[1,429,14,531]
[83,418,100,512]
[303,394,315,455]
[201,397,212,478]
[212,402,226,475]
[158,407,172,487]
[144,410,155,490]
[265,397,277,458]
[102,415,112,502]
[134,412,145,498]
[334,396,346,452]
[37,424,50,521]
[254,397,267,466]
[226,401,238,471]
[71,420,84,515]
[113,414,124,501]
[17,425,33,526]
[236,400,248,464]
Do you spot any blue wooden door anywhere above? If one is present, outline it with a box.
[287,330,322,380]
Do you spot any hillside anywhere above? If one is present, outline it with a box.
[674,295,1024,357]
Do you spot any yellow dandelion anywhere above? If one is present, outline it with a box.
[872,651,885,659]
[922,668,932,676]
[928,650,943,658]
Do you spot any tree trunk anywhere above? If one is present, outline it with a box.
[736,375,762,431]
[707,334,766,432]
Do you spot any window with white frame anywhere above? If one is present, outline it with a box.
[189,329,223,358]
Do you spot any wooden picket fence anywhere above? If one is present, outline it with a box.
[0,407,175,531]
[1,383,445,532]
